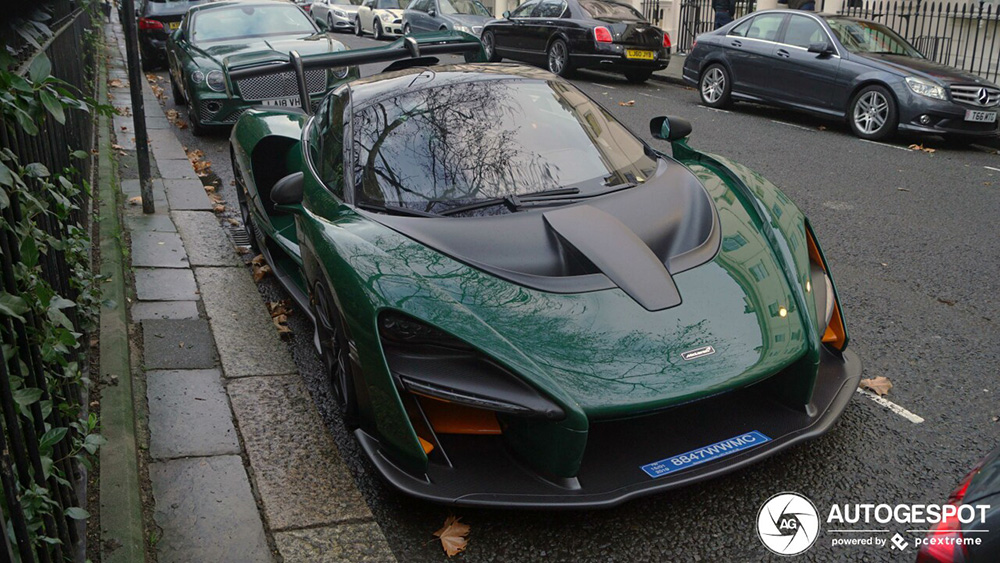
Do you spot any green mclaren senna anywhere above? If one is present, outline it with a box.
[229,33,862,508]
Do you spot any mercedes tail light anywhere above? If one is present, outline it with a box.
[138,18,164,31]
[594,26,613,43]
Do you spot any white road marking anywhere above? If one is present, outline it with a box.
[602,84,617,90]
[638,92,659,98]
[859,139,913,152]
[770,120,814,132]
[856,388,925,424]
[985,166,1000,172]
[701,107,731,114]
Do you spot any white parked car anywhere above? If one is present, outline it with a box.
[355,0,405,39]
[311,0,363,32]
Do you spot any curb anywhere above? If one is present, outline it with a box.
[96,37,146,563]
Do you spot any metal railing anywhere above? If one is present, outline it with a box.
[677,0,757,53]
[842,0,1000,83]
[0,4,97,562]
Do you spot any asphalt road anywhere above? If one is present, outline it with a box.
[150,32,1000,561]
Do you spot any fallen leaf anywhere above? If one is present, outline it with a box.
[175,119,188,130]
[112,143,125,150]
[145,73,160,82]
[272,314,293,335]
[209,193,224,204]
[860,376,893,397]
[128,196,142,206]
[236,246,251,255]
[227,218,240,226]
[266,300,292,318]
[937,297,956,306]
[433,516,470,557]
[992,416,999,423]
[896,187,910,192]
[252,263,271,282]
[109,78,125,88]
[618,100,636,106]
[251,254,266,266]
[213,204,226,213]
[817,125,827,131]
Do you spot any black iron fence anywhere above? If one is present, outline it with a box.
[0,3,98,561]
[842,0,1000,83]
[676,0,757,53]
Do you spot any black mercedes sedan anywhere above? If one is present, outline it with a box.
[682,11,999,141]
[481,0,670,83]
[137,0,207,70]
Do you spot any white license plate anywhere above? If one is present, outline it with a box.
[260,97,301,108]
[965,109,997,123]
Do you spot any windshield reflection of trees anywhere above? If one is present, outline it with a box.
[353,79,568,216]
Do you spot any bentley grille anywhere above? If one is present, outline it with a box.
[234,69,327,102]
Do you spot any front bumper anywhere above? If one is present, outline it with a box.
[357,347,862,508]
[377,20,404,36]
[193,93,323,127]
[896,89,999,137]
[328,13,354,30]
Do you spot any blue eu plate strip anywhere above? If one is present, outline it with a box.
[641,431,771,478]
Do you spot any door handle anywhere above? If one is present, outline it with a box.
[730,40,742,47]
[544,20,555,24]
[776,48,790,58]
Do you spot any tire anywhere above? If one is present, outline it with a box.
[354,17,362,36]
[231,148,261,254]
[187,95,206,137]
[625,70,653,84]
[547,39,572,77]
[169,73,184,105]
[374,20,384,40]
[848,84,898,141]
[482,30,500,62]
[699,63,732,108]
[402,23,411,35]
[312,283,360,429]
[327,14,335,32]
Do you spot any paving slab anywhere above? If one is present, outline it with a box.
[195,267,296,377]
[130,231,189,268]
[142,319,218,370]
[173,211,240,266]
[156,157,197,180]
[126,213,177,233]
[131,300,200,321]
[228,375,372,529]
[147,369,240,459]
[274,523,395,563]
[120,178,167,205]
[145,116,172,130]
[134,268,198,301]
[148,128,189,161]
[149,456,271,563]
[165,178,214,211]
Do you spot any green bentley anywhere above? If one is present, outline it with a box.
[165,0,357,135]
[229,34,862,507]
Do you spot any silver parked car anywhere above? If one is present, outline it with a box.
[311,0,363,32]
[403,0,492,37]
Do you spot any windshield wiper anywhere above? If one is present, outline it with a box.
[437,187,581,217]
[357,202,442,218]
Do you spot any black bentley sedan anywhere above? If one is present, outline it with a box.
[481,0,670,83]
[137,0,207,70]
[682,11,999,141]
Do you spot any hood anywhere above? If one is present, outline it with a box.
[857,53,994,85]
[194,34,344,68]
[350,160,815,417]
[448,14,493,27]
[330,4,362,14]
[377,8,404,17]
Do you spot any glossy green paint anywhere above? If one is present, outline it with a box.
[230,111,845,479]
[166,2,357,126]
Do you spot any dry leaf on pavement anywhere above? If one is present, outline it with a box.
[433,516,470,557]
[860,376,893,397]
[618,100,636,106]
[252,263,271,282]
[109,79,125,88]
[213,204,226,213]
[128,196,142,206]
[272,314,293,335]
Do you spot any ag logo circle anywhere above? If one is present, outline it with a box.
[756,492,820,556]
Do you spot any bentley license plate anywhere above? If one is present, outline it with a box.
[261,97,301,108]
[168,21,180,30]
[625,49,655,61]
[965,109,997,123]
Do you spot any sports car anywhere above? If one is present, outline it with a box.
[165,1,357,135]
[229,33,862,508]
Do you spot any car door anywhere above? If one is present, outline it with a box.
[530,0,566,55]
[726,13,787,99]
[494,0,539,59]
[771,14,844,111]
[360,0,375,30]
[418,0,437,31]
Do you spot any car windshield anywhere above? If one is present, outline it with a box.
[439,0,490,16]
[332,0,362,5]
[352,78,658,215]
[377,0,403,9]
[826,18,923,57]
[192,5,316,42]
[579,0,644,22]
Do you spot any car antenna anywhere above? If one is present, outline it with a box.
[289,50,312,114]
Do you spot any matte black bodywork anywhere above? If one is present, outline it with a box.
[682,11,1000,138]
[482,0,669,77]
[137,0,206,68]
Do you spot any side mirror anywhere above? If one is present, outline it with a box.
[428,7,436,16]
[502,10,510,18]
[649,116,692,142]
[808,41,833,55]
[270,172,304,207]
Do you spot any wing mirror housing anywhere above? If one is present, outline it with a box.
[649,116,692,142]
[502,10,510,18]
[808,41,835,55]
[428,7,436,16]
[270,171,304,209]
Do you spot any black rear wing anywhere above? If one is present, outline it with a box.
[228,33,484,113]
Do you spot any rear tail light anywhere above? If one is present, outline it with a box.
[594,26,613,43]
[916,464,982,563]
[663,33,671,49]
[138,18,164,31]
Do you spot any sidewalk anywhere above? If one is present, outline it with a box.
[652,53,687,87]
[100,19,395,563]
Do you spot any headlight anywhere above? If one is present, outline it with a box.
[806,226,847,351]
[333,9,346,17]
[191,70,205,84]
[379,12,392,21]
[905,76,946,100]
[206,70,225,92]
[453,24,472,34]
[332,66,349,80]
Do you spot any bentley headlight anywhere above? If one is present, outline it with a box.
[191,70,205,84]
[206,70,225,92]
[905,76,946,101]
[379,12,392,21]
[332,66,349,80]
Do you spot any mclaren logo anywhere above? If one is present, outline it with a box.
[979,87,991,106]
[681,345,716,361]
